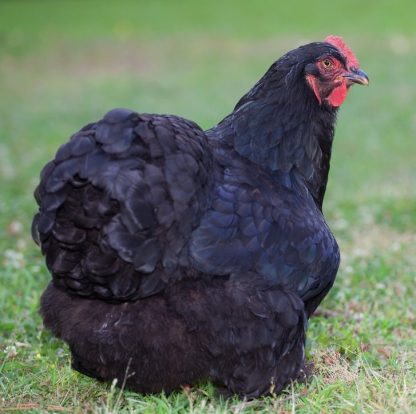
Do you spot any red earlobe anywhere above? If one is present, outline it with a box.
[306,74,322,105]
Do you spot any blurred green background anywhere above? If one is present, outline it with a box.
[1,1,415,412]
[1,0,416,214]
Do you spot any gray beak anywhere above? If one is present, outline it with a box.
[343,68,369,86]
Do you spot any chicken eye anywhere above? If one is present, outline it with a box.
[322,59,333,69]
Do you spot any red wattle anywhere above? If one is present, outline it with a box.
[327,83,348,107]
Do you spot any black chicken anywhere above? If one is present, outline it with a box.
[33,36,368,397]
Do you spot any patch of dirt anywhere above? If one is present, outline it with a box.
[313,349,359,385]
[0,35,300,79]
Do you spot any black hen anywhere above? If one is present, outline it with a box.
[33,36,368,397]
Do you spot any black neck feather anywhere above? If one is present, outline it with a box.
[213,59,338,210]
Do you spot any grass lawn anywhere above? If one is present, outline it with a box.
[1,1,416,412]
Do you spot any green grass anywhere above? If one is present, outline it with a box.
[1,0,416,412]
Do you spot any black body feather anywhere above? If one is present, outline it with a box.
[33,41,343,397]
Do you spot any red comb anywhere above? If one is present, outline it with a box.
[324,35,359,68]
